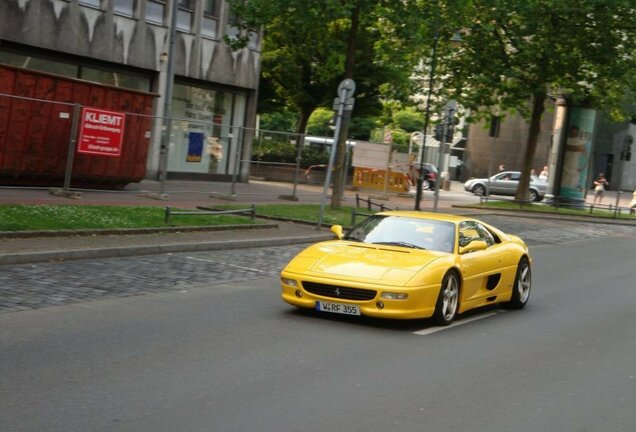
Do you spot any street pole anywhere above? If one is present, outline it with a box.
[487,114,500,203]
[317,80,355,228]
[433,101,456,212]
[382,127,393,196]
[409,132,422,190]
[158,0,178,197]
[415,31,439,210]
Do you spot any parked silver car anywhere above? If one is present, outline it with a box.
[464,171,548,201]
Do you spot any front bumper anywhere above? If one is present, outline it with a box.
[280,272,440,320]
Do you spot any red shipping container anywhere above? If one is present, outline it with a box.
[0,64,156,188]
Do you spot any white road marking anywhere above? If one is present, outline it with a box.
[413,310,505,335]
[185,256,272,274]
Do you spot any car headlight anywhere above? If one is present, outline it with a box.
[281,277,298,287]
[381,292,409,300]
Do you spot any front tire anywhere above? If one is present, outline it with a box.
[507,257,531,309]
[432,271,460,326]
[472,184,486,196]
[528,189,539,202]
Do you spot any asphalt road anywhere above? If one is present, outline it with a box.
[1,220,635,432]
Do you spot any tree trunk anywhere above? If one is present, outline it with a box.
[330,1,360,209]
[516,91,546,201]
[295,110,310,137]
[292,109,311,179]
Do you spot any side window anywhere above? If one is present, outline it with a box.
[458,221,480,247]
[474,223,495,246]
[459,221,495,247]
[510,173,521,181]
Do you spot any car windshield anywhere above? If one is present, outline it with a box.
[344,215,455,254]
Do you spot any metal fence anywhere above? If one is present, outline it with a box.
[0,92,335,201]
[0,92,158,192]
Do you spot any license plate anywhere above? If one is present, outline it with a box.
[316,301,360,316]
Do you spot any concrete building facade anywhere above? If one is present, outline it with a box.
[463,105,635,193]
[0,0,261,182]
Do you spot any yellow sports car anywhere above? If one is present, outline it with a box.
[280,211,531,325]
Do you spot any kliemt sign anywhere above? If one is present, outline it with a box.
[77,107,126,157]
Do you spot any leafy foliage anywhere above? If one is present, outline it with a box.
[433,0,636,200]
[392,109,425,132]
[229,0,433,133]
[259,110,296,133]
[251,139,329,166]
[307,108,334,137]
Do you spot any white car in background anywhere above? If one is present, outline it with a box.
[464,171,548,202]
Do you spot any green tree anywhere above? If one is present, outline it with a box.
[259,110,296,133]
[228,0,434,207]
[306,108,334,136]
[349,116,377,140]
[393,108,425,132]
[438,0,636,201]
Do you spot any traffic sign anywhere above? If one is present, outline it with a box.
[337,79,356,98]
[333,97,355,111]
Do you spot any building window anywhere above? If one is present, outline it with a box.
[0,51,77,78]
[201,0,218,38]
[80,67,151,92]
[202,18,217,38]
[79,0,101,8]
[113,0,135,17]
[226,9,241,40]
[176,0,193,32]
[0,49,151,92]
[146,0,165,25]
[168,83,246,176]
[203,0,218,16]
[247,30,259,49]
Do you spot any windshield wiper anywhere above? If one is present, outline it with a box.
[372,241,426,250]
[343,236,363,242]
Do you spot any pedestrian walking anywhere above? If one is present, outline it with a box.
[593,173,609,204]
[539,165,548,181]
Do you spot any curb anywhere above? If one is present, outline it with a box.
[0,233,333,265]
[0,223,278,239]
[452,205,636,227]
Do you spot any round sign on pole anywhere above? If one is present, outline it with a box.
[338,79,356,97]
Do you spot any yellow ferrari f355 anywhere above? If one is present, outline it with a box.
[280,211,531,325]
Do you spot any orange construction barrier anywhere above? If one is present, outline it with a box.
[353,167,410,193]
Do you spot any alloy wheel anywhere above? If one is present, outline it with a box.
[442,274,459,321]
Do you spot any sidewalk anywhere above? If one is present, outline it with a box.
[0,179,478,265]
[0,179,633,265]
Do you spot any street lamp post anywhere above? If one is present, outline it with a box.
[414,31,439,211]
[433,101,457,211]
[414,30,462,210]
[158,0,179,197]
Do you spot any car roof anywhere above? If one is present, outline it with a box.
[376,211,468,223]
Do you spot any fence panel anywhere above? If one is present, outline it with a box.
[0,93,74,186]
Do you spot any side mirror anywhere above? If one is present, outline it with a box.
[330,225,344,239]
[459,240,488,254]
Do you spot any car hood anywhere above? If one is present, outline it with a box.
[284,241,445,287]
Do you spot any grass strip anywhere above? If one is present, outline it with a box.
[475,200,635,220]
[0,205,257,232]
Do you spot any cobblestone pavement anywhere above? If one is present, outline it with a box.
[1,216,634,314]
